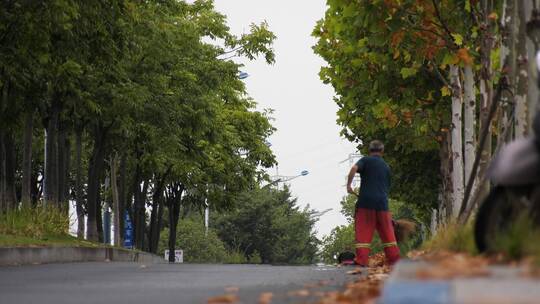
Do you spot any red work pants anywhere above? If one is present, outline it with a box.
[354,207,400,266]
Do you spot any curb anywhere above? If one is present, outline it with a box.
[379,260,540,304]
[0,246,164,266]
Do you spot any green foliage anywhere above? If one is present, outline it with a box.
[312,1,478,224]
[214,187,319,265]
[159,218,228,263]
[320,224,355,263]
[0,207,69,240]
[0,0,278,249]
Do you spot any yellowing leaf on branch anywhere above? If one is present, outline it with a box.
[488,12,498,21]
[451,33,464,46]
[457,48,473,66]
[391,30,405,47]
[441,86,451,97]
[400,67,418,79]
[441,53,459,69]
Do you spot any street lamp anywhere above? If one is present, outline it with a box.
[310,208,333,219]
[238,71,249,79]
[263,170,309,189]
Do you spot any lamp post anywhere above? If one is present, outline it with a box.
[264,170,309,190]
[238,71,249,79]
[310,208,333,219]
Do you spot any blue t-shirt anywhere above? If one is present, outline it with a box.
[355,156,391,211]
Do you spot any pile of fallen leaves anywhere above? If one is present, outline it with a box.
[206,253,393,304]
[408,249,540,279]
[317,253,391,304]
[407,250,491,280]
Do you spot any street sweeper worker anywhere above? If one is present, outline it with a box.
[346,140,400,266]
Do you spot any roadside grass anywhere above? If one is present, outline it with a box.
[0,206,94,248]
[0,234,97,248]
[493,214,540,262]
[423,215,540,266]
[422,221,477,255]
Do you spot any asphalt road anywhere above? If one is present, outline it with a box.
[0,262,355,304]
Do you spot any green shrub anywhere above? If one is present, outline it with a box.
[159,218,229,263]
[223,249,248,264]
[0,206,69,239]
[248,250,262,264]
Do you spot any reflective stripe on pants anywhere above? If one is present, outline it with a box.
[354,207,400,266]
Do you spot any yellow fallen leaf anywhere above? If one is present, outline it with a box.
[207,294,239,304]
[288,289,310,297]
[224,286,239,293]
[347,268,363,275]
[258,292,273,304]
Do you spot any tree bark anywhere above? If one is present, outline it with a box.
[477,0,494,201]
[149,169,170,254]
[57,125,67,209]
[463,66,476,188]
[118,154,127,246]
[3,133,17,210]
[96,182,104,243]
[86,124,107,242]
[45,100,59,206]
[167,183,184,263]
[450,65,464,218]
[514,0,529,137]
[133,161,148,250]
[525,1,538,133]
[111,153,121,247]
[21,111,33,208]
[499,0,516,145]
[75,128,85,238]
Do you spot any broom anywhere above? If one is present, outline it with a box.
[392,219,417,243]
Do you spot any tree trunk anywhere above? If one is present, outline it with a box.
[450,65,464,218]
[149,170,169,254]
[75,128,85,238]
[111,153,121,247]
[86,124,107,242]
[525,1,538,132]
[167,183,184,263]
[133,161,148,250]
[118,154,126,246]
[21,111,33,208]
[133,163,142,249]
[463,66,476,188]
[499,0,516,145]
[477,0,494,201]
[4,133,17,210]
[45,101,59,206]
[514,0,529,137]
[96,182,104,243]
[57,125,67,209]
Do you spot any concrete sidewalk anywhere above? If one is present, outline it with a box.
[379,260,540,304]
[0,246,163,266]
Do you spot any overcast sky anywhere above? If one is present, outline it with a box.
[212,0,359,238]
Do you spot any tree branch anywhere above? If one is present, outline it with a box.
[458,75,512,219]
[431,0,456,44]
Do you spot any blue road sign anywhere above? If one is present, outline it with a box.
[124,212,134,249]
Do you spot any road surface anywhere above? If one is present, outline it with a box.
[0,262,355,304]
